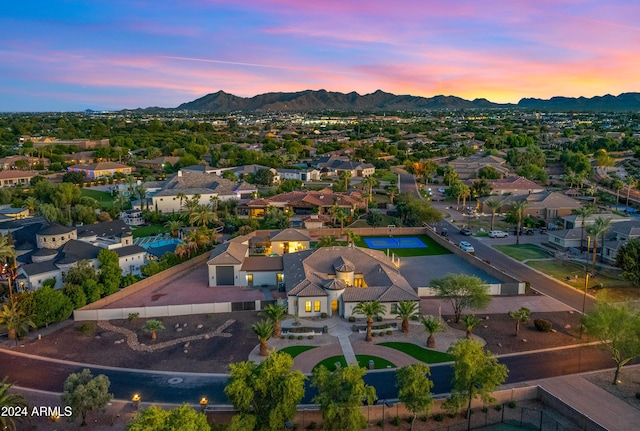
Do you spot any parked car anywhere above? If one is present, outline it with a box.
[488,230,509,238]
[460,227,472,236]
[438,188,446,193]
[459,241,475,253]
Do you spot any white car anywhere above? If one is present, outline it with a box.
[459,241,475,253]
[488,230,509,238]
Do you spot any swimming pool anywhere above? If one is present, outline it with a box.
[363,237,427,249]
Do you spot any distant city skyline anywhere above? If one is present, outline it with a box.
[1,1,639,112]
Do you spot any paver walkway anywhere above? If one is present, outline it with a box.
[534,374,640,431]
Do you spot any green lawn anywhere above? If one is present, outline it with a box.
[354,234,451,257]
[277,345,317,359]
[378,342,454,363]
[493,244,551,261]
[374,170,398,183]
[80,189,118,209]
[348,214,397,228]
[313,355,396,372]
[130,224,170,238]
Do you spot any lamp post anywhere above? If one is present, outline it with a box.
[131,394,141,411]
[199,397,208,413]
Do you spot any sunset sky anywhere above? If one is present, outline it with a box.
[2,0,639,111]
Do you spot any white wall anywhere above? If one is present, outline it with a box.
[239,270,279,287]
[118,252,146,276]
[207,263,242,287]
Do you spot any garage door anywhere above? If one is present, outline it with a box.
[216,266,234,285]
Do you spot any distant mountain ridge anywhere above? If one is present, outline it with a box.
[173,90,640,112]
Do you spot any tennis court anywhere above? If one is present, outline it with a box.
[363,237,427,249]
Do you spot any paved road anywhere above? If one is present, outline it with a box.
[0,343,624,404]
[392,167,420,198]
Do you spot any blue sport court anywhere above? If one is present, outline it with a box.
[363,237,427,249]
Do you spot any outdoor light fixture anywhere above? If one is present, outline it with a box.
[200,397,208,412]
[131,393,141,410]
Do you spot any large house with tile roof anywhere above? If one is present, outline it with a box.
[151,169,258,214]
[206,230,419,318]
[488,176,546,195]
[601,220,640,264]
[67,162,132,179]
[480,191,582,221]
[448,154,509,180]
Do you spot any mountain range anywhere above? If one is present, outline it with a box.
[172,90,640,112]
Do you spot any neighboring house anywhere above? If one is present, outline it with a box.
[151,170,258,214]
[290,214,331,229]
[0,206,29,219]
[137,156,180,172]
[0,155,46,170]
[30,138,110,149]
[546,228,583,250]
[67,162,132,179]
[0,170,39,188]
[255,229,311,255]
[448,155,509,180]
[601,220,640,264]
[523,192,582,220]
[312,156,375,177]
[231,164,281,183]
[488,176,546,195]
[14,220,147,290]
[206,232,419,318]
[561,213,628,230]
[120,209,145,226]
[239,189,365,219]
[276,168,321,182]
[63,151,96,165]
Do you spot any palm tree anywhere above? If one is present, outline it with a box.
[176,192,186,212]
[252,319,274,356]
[114,193,129,212]
[421,316,445,348]
[0,234,17,298]
[352,300,386,341]
[339,170,351,191]
[316,235,340,247]
[361,176,378,202]
[485,199,504,231]
[164,219,184,238]
[510,200,528,245]
[394,301,418,333]
[335,209,348,234]
[260,302,288,338]
[388,187,398,205]
[460,184,471,208]
[444,167,459,186]
[174,243,189,259]
[0,302,35,341]
[0,377,29,431]
[185,229,200,255]
[462,314,481,339]
[144,319,165,341]
[573,205,596,251]
[23,197,39,215]
[344,229,360,247]
[625,175,637,208]
[611,178,624,208]
[587,216,612,270]
[190,203,217,227]
[508,307,531,336]
[135,184,147,209]
[210,195,220,213]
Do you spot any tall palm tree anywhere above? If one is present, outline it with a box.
[421,316,445,348]
[352,300,386,341]
[260,303,288,338]
[316,235,340,247]
[209,195,220,213]
[344,229,360,247]
[0,234,17,298]
[252,319,274,356]
[462,314,481,339]
[164,219,184,238]
[144,319,165,341]
[23,197,39,215]
[0,377,29,431]
[625,175,637,208]
[394,301,418,333]
[587,216,612,270]
[176,192,186,212]
[573,205,596,251]
[485,198,504,231]
[460,184,471,208]
[0,302,35,341]
[361,176,378,202]
[174,243,189,259]
[611,178,624,208]
[335,209,348,234]
[190,203,217,227]
[510,200,528,245]
[508,307,531,336]
[339,170,351,191]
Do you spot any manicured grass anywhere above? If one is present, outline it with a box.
[378,342,454,363]
[374,170,398,183]
[348,214,397,228]
[354,234,451,257]
[80,188,118,209]
[278,345,317,359]
[131,224,170,238]
[313,355,396,372]
[493,244,551,261]
[527,259,635,293]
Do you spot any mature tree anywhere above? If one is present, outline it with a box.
[339,170,352,191]
[0,377,29,431]
[263,206,290,229]
[509,200,528,245]
[254,168,275,186]
[462,314,481,339]
[583,302,640,385]
[23,196,39,215]
[62,171,87,184]
[176,192,187,211]
[586,216,611,268]
[316,235,340,247]
[260,302,288,338]
[485,199,504,231]
[252,319,274,356]
[478,166,501,180]
[82,279,103,304]
[508,307,531,336]
[144,319,165,340]
[225,351,306,431]
[190,203,217,228]
[432,274,491,323]
[164,219,184,238]
[352,300,387,341]
[344,229,361,247]
[98,249,122,296]
[64,260,98,286]
[31,286,73,327]
[125,404,210,431]
[61,369,113,426]
[361,176,378,202]
[396,364,434,430]
[573,205,596,250]
[394,300,418,333]
[63,284,87,309]
[0,302,35,340]
[395,194,442,226]
[615,238,640,287]
[421,315,445,348]
[444,339,508,417]
[611,178,624,208]
[625,175,638,208]
[334,208,348,233]
[312,364,376,431]
[366,211,384,227]
[38,203,63,223]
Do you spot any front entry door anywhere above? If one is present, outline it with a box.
[331,300,339,315]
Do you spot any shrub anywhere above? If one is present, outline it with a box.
[495,405,502,411]
[348,316,356,322]
[321,312,327,318]
[308,335,314,340]
[128,312,140,321]
[386,330,392,335]
[79,322,96,336]
[298,335,303,340]
[534,319,552,332]
[391,416,401,426]
[376,316,383,322]
[371,332,377,337]
[507,400,517,409]
[433,413,444,422]
[288,335,295,340]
